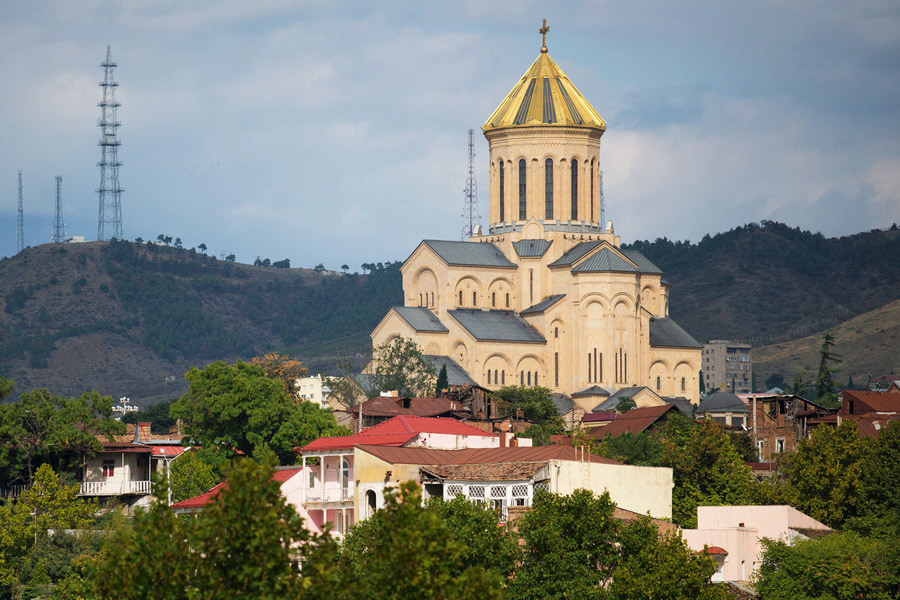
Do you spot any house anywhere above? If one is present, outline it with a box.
[589,386,667,412]
[587,404,680,439]
[696,392,749,429]
[351,394,472,429]
[171,466,303,515]
[682,505,831,583]
[738,393,835,460]
[838,388,900,436]
[550,393,585,429]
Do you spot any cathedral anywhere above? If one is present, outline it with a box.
[371,28,703,406]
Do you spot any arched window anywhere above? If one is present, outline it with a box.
[554,353,559,387]
[501,371,505,384]
[681,377,686,392]
[487,370,492,384]
[534,371,538,385]
[430,292,434,306]
[544,158,554,219]
[529,270,534,303]
[554,327,558,338]
[518,159,527,220]
[590,160,595,222]
[494,369,499,384]
[459,290,463,305]
[505,293,510,307]
[527,371,532,386]
[472,291,477,306]
[499,162,505,222]
[419,293,423,306]
[656,376,661,391]
[571,159,579,219]
[492,292,496,307]
[342,459,350,483]
[366,490,377,518]
[520,371,524,385]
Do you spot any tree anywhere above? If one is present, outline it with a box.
[367,337,436,397]
[134,237,143,244]
[594,431,664,466]
[435,364,449,396]
[164,235,172,246]
[0,375,13,401]
[341,264,349,273]
[786,371,812,398]
[509,489,619,599]
[615,396,637,414]
[225,253,236,263]
[198,243,207,254]
[121,398,176,431]
[339,481,505,600]
[848,421,900,539]
[250,353,308,398]
[314,263,325,274]
[755,533,899,600]
[170,361,346,463]
[272,258,290,269]
[174,237,183,249]
[492,386,564,444]
[156,234,165,245]
[169,449,221,503]
[765,372,786,390]
[262,258,271,267]
[815,333,842,406]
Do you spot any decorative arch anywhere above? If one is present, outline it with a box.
[454,276,483,307]
[515,354,544,387]
[649,361,670,395]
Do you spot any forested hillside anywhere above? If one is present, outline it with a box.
[626,221,900,344]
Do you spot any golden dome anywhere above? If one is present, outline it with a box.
[482,52,606,133]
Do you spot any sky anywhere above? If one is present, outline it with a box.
[1,0,898,269]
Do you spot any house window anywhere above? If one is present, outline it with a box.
[571,159,579,219]
[431,292,434,306]
[499,161,505,222]
[342,459,350,483]
[534,371,538,385]
[494,369,499,384]
[529,270,534,304]
[102,460,115,478]
[309,470,316,488]
[544,158,554,219]
[776,439,785,453]
[756,440,764,461]
[587,353,592,382]
[518,159,527,220]
[732,416,745,429]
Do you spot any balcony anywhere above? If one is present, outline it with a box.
[79,480,153,497]
[303,486,353,504]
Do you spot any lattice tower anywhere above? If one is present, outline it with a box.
[52,176,65,243]
[97,45,123,241]
[460,128,482,239]
[16,170,24,253]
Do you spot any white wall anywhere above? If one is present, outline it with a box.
[551,460,673,519]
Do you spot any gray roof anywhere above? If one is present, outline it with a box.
[513,239,552,258]
[550,393,576,415]
[592,387,649,411]
[662,396,696,415]
[620,249,664,274]
[392,306,449,332]
[571,248,639,273]
[698,392,749,414]
[572,385,611,398]
[449,309,546,343]
[422,355,476,386]
[660,277,672,287]
[649,317,702,349]
[421,240,516,268]
[521,294,566,315]
[548,241,601,267]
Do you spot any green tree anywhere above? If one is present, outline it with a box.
[615,396,636,414]
[493,386,564,444]
[339,481,505,600]
[0,375,13,401]
[755,533,899,600]
[815,333,842,406]
[198,243,207,254]
[121,398,176,431]
[368,337,437,397]
[509,488,619,599]
[170,361,346,464]
[847,421,900,538]
[786,371,812,398]
[765,372,786,390]
[594,431,664,466]
[435,364,449,396]
[169,450,221,503]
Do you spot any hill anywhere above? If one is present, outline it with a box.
[754,299,900,388]
[0,241,400,404]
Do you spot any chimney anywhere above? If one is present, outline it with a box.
[135,422,152,443]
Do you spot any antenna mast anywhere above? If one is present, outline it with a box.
[599,169,606,231]
[97,45,123,241]
[52,176,65,243]
[461,128,482,239]
[16,171,24,253]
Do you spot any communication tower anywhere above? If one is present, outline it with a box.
[599,169,607,231]
[97,45,123,241]
[460,129,482,239]
[52,176,65,243]
[16,171,24,253]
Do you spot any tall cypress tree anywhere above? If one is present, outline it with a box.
[815,334,842,406]
[435,364,449,396]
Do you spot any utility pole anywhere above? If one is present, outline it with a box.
[460,128,482,239]
[16,171,24,253]
[97,45,123,241]
[52,176,65,243]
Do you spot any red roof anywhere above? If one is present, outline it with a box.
[583,412,618,423]
[351,396,466,418]
[704,546,728,555]
[356,444,621,466]
[150,446,188,457]
[298,415,497,452]
[171,467,302,510]
[843,390,900,414]
[589,404,677,438]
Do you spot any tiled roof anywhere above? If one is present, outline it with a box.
[423,355,476,385]
[589,404,677,438]
[513,239,552,258]
[571,248,639,273]
[392,306,449,332]
[298,415,496,452]
[548,241,601,267]
[649,317,702,349]
[521,294,566,315]
[449,309,546,343]
[171,467,302,510]
[422,461,547,481]
[421,240,516,268]
[350,396,465,418]
[583,412,617,423]
[357,444,621,466]
[843,390,900,413]
[620,249,664,274]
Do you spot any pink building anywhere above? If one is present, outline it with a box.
[681,505,832,583]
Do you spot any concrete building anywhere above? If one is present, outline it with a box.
[371,42,702,405]
[702,340,752,394]
[296,374,332,408]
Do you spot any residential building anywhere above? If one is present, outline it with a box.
[296,374,332,408]
[682,505,831,583]
[587,404,680,439]
[696,392,750,429]
[738,393,835,461]
[702,340,752,394]
[838,388,900,436]
[369,41,703,404]
[351,394,472,429]
[171,466,303,515]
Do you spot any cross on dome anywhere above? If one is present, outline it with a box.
[539,18,550,53]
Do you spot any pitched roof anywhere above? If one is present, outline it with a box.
[661,396,696,415]
[843,389,900,413]
[571,248,639,273]
[573,385,612,399]
[548,241,602,267]
[649,317,702,348]
[482,52,606,132]
[298,415,497,452]
[620,249,664,274]
[550,393,576,414]
[591,387,650,411]
[521,294,566,315]
[358,444,621,466]
[422,355,476,385]
[422,461,547,481]
[513,239,552,258]
[449,309,546,343]
[420,240,516,268]
[392,306,449,332]
[350,396,465,418]
[698,392,749,414]
[589,404,678,438]
[170,467,302,510]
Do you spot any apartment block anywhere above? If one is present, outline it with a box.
[702,340,752,394]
